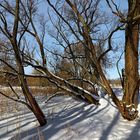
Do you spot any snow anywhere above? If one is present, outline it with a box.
[1,89,140,140]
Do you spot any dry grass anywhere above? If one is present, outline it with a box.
[0,89,45,140]
[0,86,73,140]
[0,94,22,117]
[0,86,59,95]
[29,86,58,96]
[0,86,65,114]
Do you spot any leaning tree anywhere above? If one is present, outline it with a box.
[45,0,140,120]
[0,0,47,126]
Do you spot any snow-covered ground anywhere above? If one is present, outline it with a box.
[1,90,140,140]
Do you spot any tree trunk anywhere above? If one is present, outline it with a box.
[97,64,123,111]
[20,77,47,126]
[122,1,139,120]
[15,56,47,126]
[13,56,47,126]
[11,40,47,126]
[122,25,139,120]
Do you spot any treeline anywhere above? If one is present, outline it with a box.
[0,75,51,87]
[0,74,121,87]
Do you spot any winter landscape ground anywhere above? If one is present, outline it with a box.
[0,87,140,140]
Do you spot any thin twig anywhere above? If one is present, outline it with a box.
[45,92,64,103]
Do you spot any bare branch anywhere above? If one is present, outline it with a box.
[106,0,126,23]
[45,92,64,103]
[116,50,124,88]
[98,24,124,62]
[8,82,20,99]
[46,0,82,42]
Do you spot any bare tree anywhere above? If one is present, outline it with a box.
[104,0,140,120]
[46,0,111,96]
[45,0,140,120]
[0,0,99,126]
[0,0,46,126]
[1,0,139,122]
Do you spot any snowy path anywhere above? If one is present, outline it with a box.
[0,95,140,140]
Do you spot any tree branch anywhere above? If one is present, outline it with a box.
[98,25,124,62]
[0,91,33,111]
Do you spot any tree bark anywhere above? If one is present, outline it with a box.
[12,45,47,126]
[122,0,140,120]
[20,76,47,126]
[96,64,123,110]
